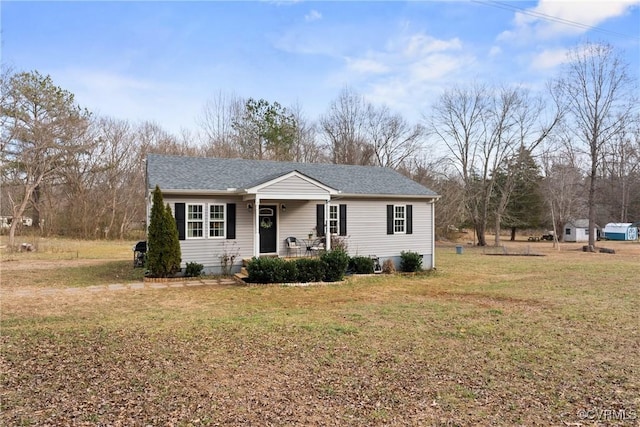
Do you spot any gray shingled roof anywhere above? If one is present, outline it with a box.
[147,154,438,197]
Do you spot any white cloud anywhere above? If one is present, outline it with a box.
[530,48,571,70]
[402,34,462,56]
[304,9,322,22]
[489,46,502,57]
[345,57,389,74]
[332,32,475,120]
[500,0,638,41]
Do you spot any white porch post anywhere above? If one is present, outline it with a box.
[324,199,331,251]
[254,196,261,257]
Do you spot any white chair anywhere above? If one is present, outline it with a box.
[285,236,301,257]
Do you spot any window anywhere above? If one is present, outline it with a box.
[565,228,571,235]
[394,205,406,234]
[329,205,339,235]
[187,204,204,238]
[209,204,225,238]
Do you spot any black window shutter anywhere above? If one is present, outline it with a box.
[316,204,325,237]
[226,203,236,239]
[406,205,413,234]
[387,205,394,235]
[339,204,347,236]
[175,203,185,240]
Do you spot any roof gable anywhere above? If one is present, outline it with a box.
[245,170,338,195]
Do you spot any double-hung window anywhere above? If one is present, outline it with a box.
[209,204,225,238]
[187,204,204,238]
[394,205,406,234]
[329,205,339,235]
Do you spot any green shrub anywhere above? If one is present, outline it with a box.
[280,260,298,283]
[400,251,423,272]
[247,251,349,284]
[349,256,374,274]
[321,249,350,282]
[185,262,204,277]
[247,257,298,284]
[295,258,325,282]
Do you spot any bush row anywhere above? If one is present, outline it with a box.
[247,250,349,284]
[246,250,423,284]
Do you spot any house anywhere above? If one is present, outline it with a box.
[145,154,440,274]
[564,219,600,242]
[603,223,638,241]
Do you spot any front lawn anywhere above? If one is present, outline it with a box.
[1,243,638,425]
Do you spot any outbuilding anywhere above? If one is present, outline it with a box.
[564,219,600,243]
[603,223,638,241]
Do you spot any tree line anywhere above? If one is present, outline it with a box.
[2,42,638,248]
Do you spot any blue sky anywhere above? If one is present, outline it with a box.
[2,1,639,135]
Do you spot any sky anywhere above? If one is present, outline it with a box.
[2,1,639,136]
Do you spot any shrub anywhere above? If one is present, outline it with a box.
[219,242,240,276]
[321,249,350,282]
[330,235,349,252]
[247,251,349,284]
[247,257,298,284]
[295,258,325,282]
[146,186,182,278]
[382,258,396,274]
[185,262,204,277]
[400,251,423,272]
[349,256,374,274]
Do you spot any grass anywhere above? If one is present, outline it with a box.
[1,237,144,288]
[1,239,639,426]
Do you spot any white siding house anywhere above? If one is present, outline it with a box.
[146,154,439,274]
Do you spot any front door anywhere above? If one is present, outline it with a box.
[259,206,277,253]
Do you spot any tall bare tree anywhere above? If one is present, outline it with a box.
[599,115,640,222]
[289,101,325,163]
[198,91,244,158]
[1,70,90,247]
[320,87,373,165]
[430,83,562,246]
[552,42,637,250]
[429,84,496,245]
[367,104,425,169]
[540,152,587,243]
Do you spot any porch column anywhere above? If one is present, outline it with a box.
[254,196,261,257]
[324,199,331,251]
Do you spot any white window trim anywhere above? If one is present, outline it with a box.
[394,205,406,234]
[329,204,339,235]
[186,203,205,239]
[208,203,226,239]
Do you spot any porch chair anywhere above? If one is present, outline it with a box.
[285,236,301,257]
[310,237,326,256]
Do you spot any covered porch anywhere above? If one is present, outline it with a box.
[240,170,339,259]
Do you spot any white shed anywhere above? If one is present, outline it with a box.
[603,223,638,241]
[564,219,599,242]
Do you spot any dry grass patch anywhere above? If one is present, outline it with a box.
[1,240,639,426]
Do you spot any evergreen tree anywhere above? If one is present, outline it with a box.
[496,149,544,240]
[147,186,181,277]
